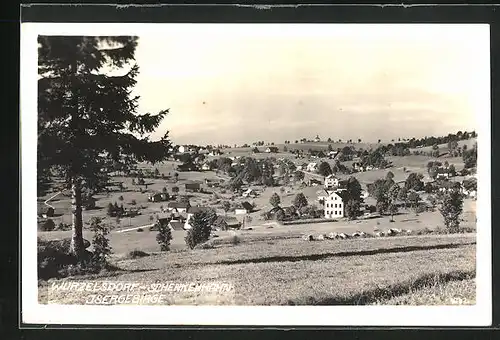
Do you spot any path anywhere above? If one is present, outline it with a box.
[44,190,63,210]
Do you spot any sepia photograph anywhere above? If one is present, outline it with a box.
[21,23,491,326]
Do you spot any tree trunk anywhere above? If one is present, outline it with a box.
[70,177,85,258]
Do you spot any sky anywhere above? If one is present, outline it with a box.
[129,24,489,146]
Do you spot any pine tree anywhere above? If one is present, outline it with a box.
[185,211,211,249]
[38,36,171,259]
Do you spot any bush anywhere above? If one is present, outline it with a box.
[136,228,144,232]
[56,222,71,231]
[130,199,137,206]
[37,238,78,280]
[126,249,150,259]
[40,219,56,231]
[156,222,173,251]
[230,234,241,245]
[118,195,124,201]
[89,217,112,267]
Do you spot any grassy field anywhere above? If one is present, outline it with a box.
[39,233,476,306]
[408,138,477,154]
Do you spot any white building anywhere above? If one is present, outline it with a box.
[324,174,339,190]
[178,145,186,153]
[324,190,346,219]
[306,162,318,172]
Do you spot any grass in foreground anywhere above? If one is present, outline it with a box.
[40,233,476,306]
[372,277,476,305]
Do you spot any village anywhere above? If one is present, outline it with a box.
[38,132,477,247]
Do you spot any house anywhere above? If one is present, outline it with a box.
[208,149,223,156]
[235,201,254,215]
[324,174,339,189]
[169,212,186,223]
[360,189,369,199]
[201,163,211,171]
[306,162,318,172]
[178,146,186,154]
[167,201,190,214]
[324,190,347,219]
[185,182,201,193]
[365,165,374,171]
[314,135,321,142]
[309,178,322,187]
[352,162,364,172]
[265,146,279,153]
[213,216,241,231]
[242,188,258,198]
[328,151,338,158]
[168,221,185,231]
[148,192,169,202]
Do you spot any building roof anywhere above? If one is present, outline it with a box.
[168,201,190,209]
[240,201,254,211]
[169,221,185,230]
[187,206,212,214]
[326,190,348,201]
[214,215,241,226]
[185,182,201,188]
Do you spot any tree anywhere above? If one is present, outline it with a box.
[89,217,112,267]
[386,171,394,181]
[156,220,173,251]
[345,200,361,220]
[184,211,211,249]
[229,177,243,191]
[438,190,464,232]
[408,190,421,216]
[294,170,305,182]
[345,177,362,220]
[318,161,333,177]
[463,145,477,169]
[38,36,171,259]
[387,184,400,221]
[221,200,231,215]
[405,173,424,191]
[292,193,308,210]
[269,193,281,208]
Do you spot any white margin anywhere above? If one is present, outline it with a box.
[20,23,491,327]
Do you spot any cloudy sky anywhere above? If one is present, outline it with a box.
[131,24,489,145]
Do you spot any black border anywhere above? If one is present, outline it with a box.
[8,2,500,336]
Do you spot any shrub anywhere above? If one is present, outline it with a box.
[56,222,71,231]
[230,234,241,245]
[136,228,144,232]
[89,217,112,267]
[40,219,56,231]
[156,222,173,251]
[37,238,78,280]
[130,199,137,206]
[127,249,149,259]
[118,195,124,201]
